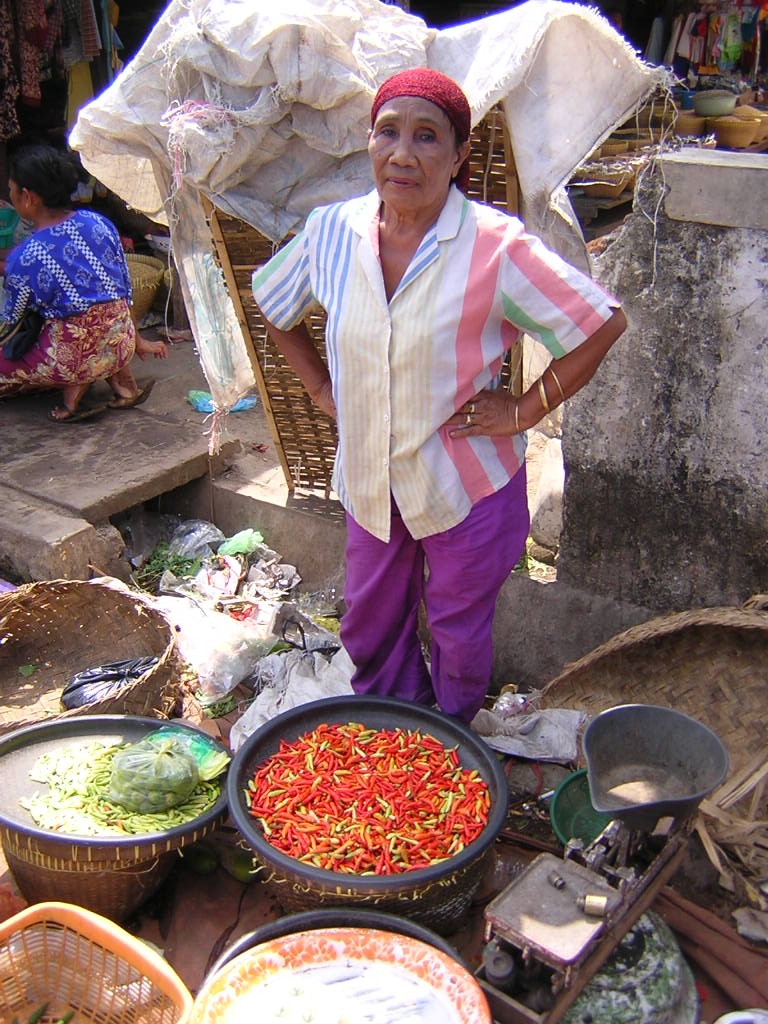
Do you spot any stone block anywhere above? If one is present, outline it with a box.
[0,486,126,582]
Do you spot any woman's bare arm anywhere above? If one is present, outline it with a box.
[258,311,336,418]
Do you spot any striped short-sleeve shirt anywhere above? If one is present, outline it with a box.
[253,186,617,542]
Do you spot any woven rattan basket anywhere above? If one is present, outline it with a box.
[539,596,768,780]
[126,253,164,321]
[0,579,190,736]
[0,901,192,1024]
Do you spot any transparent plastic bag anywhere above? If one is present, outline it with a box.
[109,733,199,812]
[155,594,279,703]
[168,519,226,559]
[144,726,231,780]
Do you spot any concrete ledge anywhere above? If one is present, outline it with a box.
[659,149,768,230]
[0,486,126,582]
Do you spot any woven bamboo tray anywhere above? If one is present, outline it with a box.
[539,596,768,780]
[207,106,521,493]
[0,579,191,736]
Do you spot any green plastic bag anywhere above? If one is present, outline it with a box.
[218,528,264,556]
[109,734,199,813]
[145,726,231,781]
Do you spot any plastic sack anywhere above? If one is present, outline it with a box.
[229,646,355,751]
[168,519,226,559]
[218,528,264,556]
[109,733,200,812]
[187,389,258,414]
[61,656,158,710]
[155,593,279,703]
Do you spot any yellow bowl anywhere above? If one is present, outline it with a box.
[712,115,760,149]
[675,112,707,137]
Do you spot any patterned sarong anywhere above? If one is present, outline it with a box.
[0,297,135,396]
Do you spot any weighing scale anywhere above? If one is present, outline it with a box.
[475,704,729,1024]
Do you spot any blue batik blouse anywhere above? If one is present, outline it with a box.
[1,209,132,323]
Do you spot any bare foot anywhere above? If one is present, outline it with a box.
[109,365,138,400]
[60,382,89,411]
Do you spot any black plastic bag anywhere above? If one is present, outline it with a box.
[0,309,44,360]
[61,655,158,709]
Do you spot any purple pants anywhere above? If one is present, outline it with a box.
[340,467,529,722]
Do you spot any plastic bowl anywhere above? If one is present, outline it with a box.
[228,696,509,934]
[693,90,738,117]
[583,704,728,831]
[550,768,613,845]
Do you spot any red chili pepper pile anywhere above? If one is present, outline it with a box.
[244,721,491,874]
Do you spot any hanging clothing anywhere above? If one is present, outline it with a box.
[66,57,93,127]
[0,0,20,139]
[17,0,48,105]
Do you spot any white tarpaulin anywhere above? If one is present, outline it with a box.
[70,0,668,415]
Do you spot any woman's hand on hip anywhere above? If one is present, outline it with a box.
[447,389,517,438]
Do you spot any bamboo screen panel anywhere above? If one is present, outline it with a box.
[208,106,520,494]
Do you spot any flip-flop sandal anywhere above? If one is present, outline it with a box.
[107,378,156,409]
[49,403,107,423]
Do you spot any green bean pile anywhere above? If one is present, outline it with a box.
[21,741,220,836]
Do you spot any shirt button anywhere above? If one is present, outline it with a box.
[382,457,388,466]
[383,414,389,423]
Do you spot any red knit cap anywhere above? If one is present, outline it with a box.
[370,68,472,192]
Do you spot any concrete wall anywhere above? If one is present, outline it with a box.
[558,152,768,612]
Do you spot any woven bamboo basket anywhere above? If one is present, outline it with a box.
[539,595,768,781]
[0,901,192,1023]
[0,579,191,736]
[207,105,521,494]
[125,253,164,321]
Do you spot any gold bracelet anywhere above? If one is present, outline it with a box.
[514,400,520,434]
[548,365,565,403]
[537,377,550,414]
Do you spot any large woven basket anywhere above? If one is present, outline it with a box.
[125,253,164,321]
[539,595,768,780]
[0,901,192,1023]
[0,579,190,736]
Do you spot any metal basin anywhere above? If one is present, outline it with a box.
[583,704,729,831]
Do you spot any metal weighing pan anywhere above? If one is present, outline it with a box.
[583,704,728,831]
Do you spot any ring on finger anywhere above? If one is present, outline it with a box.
[469,402,476,414]
[465,412,472,426]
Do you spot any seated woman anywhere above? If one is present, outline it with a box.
[0,143,160,421]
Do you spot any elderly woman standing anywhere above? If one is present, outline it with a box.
[253,69,627,722]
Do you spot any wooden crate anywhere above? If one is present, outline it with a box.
[208,106,520,493]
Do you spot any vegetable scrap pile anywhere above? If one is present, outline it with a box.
[245,722,491,874]
[21,740,222,836]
